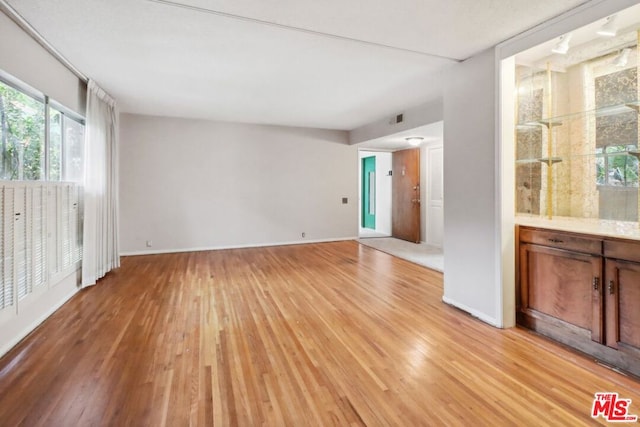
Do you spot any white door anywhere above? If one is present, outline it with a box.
[426,144,444,247]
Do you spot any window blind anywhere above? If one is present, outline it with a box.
[0,187,15,311]
[0,182,82,315]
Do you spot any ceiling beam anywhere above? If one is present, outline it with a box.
[146,0,462,63]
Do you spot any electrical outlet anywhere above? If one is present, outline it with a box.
[146,240,153,247]
[342,197,348,204]
[301,232,306,238]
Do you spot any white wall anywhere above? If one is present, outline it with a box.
[499,57,516,330]
[0,10,85,114]
[0,272,79,357]
[419,144,427,243]
[358,151,392,236]
[443,48,500,326]
[443,49,501,325]
[119,114,358,254]
[375,153,393,236]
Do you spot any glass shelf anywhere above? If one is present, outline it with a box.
[516,151,640,164]
[538,157,563,165]
[515,44,640,222]
[517,100,640,127]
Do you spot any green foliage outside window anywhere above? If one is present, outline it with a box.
[596,145,639,187]
[49,108,62,181]
[0,78,84,182]
[0,81,45,180]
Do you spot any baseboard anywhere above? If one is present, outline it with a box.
[0,285,79,359]
[120,237,358,256]
[442,296,502,328]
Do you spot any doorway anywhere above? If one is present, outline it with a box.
[361,156,376,229]
[358,151,392,238]
[355,121,444,271]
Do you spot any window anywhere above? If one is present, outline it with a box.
[0,77,84,183]
[0,71,84,318]
[595,67,639,188]
[596,145,639,187]
[62,113,84,182]
[49,105,84,182]
[49,108,62,181]
[0,81,45,180]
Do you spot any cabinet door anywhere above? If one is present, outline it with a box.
[605,259,640,351]
[520,243,603,342]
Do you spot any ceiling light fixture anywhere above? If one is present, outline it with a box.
[597,15,618,37]
[614,48,631,67]
[406,137,424,146]
[551,33,572,55]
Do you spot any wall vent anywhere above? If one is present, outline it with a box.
[388,113,404,125]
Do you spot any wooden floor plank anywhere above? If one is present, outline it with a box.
[0,240,638,426]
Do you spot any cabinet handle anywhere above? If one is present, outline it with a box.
[548,238,564,243]
[592,277,599,291]
[609,280,615,295]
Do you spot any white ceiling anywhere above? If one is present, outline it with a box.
[516,3,640,70]
[7,0,588,130]
[357,121,443,152]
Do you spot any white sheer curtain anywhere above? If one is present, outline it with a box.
[82,80,120,287]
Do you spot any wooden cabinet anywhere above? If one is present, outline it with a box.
[519,243,602,342]
[605,260,640,353]
[517,226,640,376]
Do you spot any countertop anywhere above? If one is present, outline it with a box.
[515,215,640,241]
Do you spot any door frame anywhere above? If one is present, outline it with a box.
[361,156,376,229]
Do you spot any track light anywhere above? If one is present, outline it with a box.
[597,15,617,37]
[551,34,572,55]
[614,48,631,67]
[405,137,424,146]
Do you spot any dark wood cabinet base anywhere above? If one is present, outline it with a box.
[518,311,640,378]
[517,226,640,378]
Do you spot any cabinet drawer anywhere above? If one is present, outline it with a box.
[519,227,602,254]
[604,240,640,263]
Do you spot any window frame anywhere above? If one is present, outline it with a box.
[0,71,85,183]
[596,145,639,188]
[48,100,85,183]
[591,51,639,189]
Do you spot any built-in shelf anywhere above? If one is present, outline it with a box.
[516,151,640,164]
[625,102,640,113]
[537,119,563,128]
[516,100,640,127]
[515,37,640,223]
[628,149,640,160]
[538,157,563,166]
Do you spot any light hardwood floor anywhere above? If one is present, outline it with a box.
[0,241,638,426]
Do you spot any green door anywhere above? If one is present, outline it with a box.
[362,156,376,229]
